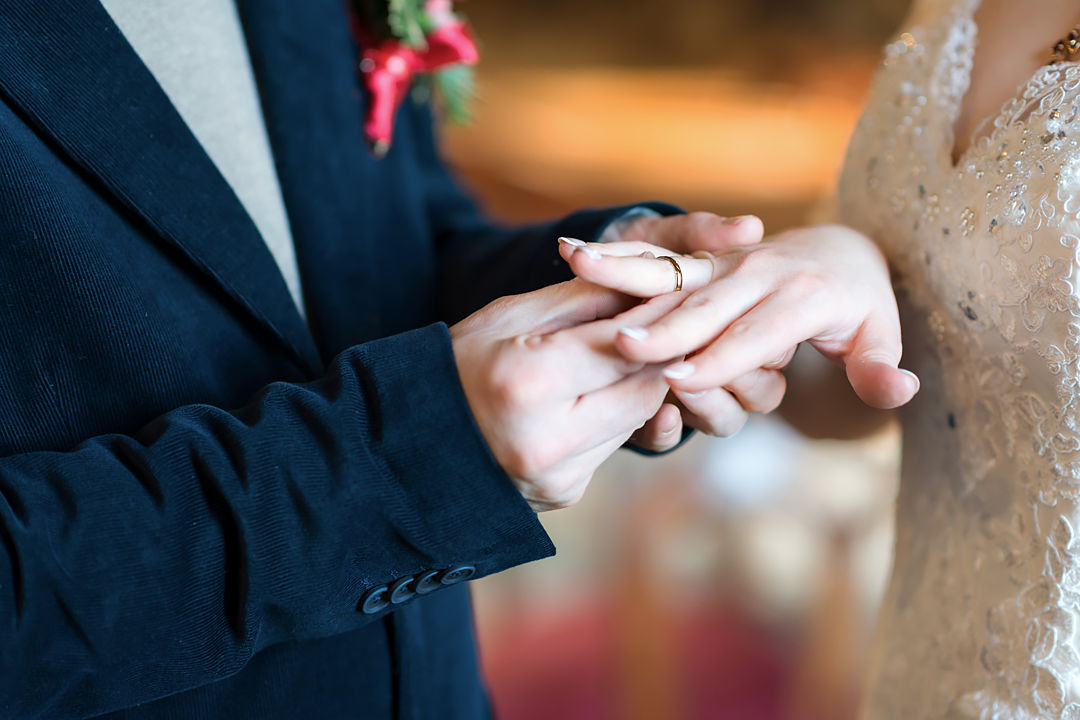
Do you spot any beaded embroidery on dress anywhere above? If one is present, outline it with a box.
[837,0,1080,717]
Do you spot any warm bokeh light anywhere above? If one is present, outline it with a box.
[447,62,874,220]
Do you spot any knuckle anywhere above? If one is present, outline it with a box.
[728,247,768,273]
[743,391,780,414]
[636,400,658,425]
[504,443,551,479]
[725,318,752,337]
[484,295,518,319]
[680,289,719,313]
[515,372,550,407]
[490,356,549,409]
[642,426,680,452]
[489,364,521,408]
[501,446,532,478]
[536,475,588,510]
[731,371,787,414]
[554,483,588,510]
[709,411,748,438]
[750,389,784,414]
[765,346,798,370]
[786,269,830,299]
[688,211,723,232]
[618,356,648,375]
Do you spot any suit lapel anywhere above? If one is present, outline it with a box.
[236,0,383,355]
[0,0,322,376]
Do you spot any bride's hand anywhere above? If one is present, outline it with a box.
[597,211,780,442]
[559,224,919,415]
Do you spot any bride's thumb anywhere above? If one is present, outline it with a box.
[837,313,918,410]
[844,356,920,410]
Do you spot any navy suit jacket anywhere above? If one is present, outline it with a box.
[0,1,679,718]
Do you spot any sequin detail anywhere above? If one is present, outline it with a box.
[838,0,1080,717]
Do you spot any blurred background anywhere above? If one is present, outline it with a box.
[440,1,912,718]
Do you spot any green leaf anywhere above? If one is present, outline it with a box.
[387,0,428,48]
[433,64,476,125]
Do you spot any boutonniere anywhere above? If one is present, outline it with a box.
[349,0,479,157]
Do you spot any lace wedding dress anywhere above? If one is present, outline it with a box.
[836,1,1080,717]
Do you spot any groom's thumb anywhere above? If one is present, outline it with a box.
[645,212,765,254]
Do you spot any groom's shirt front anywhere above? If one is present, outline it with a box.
[100,0,305,314]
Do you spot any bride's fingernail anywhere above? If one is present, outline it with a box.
[558,236,586,247]
[723,215,755,226]
[683,389,709,399]
[619,327,649,341]
[639,251,656,259]
[581,246,602,260]
[663,362,696,380]
[899,368,921,394]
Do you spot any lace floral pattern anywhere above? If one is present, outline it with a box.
[837,0,1080,717]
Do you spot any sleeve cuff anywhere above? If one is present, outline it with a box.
[357,323,555,579]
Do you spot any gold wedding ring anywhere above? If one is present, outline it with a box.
[657,255,683,292]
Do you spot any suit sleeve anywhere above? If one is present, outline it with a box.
[0,323,543,719]
[400,102,684,323]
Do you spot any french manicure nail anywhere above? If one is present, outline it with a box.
[558,236,586,247]
[723,215,755,226]
[683,389,709,399]
[581,246,602,260]
[899,368,921,393]
[663,362,696,380]
[619,326,649,341]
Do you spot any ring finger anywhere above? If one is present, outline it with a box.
[560,245,719,297]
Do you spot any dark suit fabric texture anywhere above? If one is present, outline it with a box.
[0,1,677,718]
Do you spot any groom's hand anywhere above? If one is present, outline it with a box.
[451,280,683,512]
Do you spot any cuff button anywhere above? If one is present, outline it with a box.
[440,565,477,586]
[359,585,390,615]
[415,569,443,596]
[389,576,418,605]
